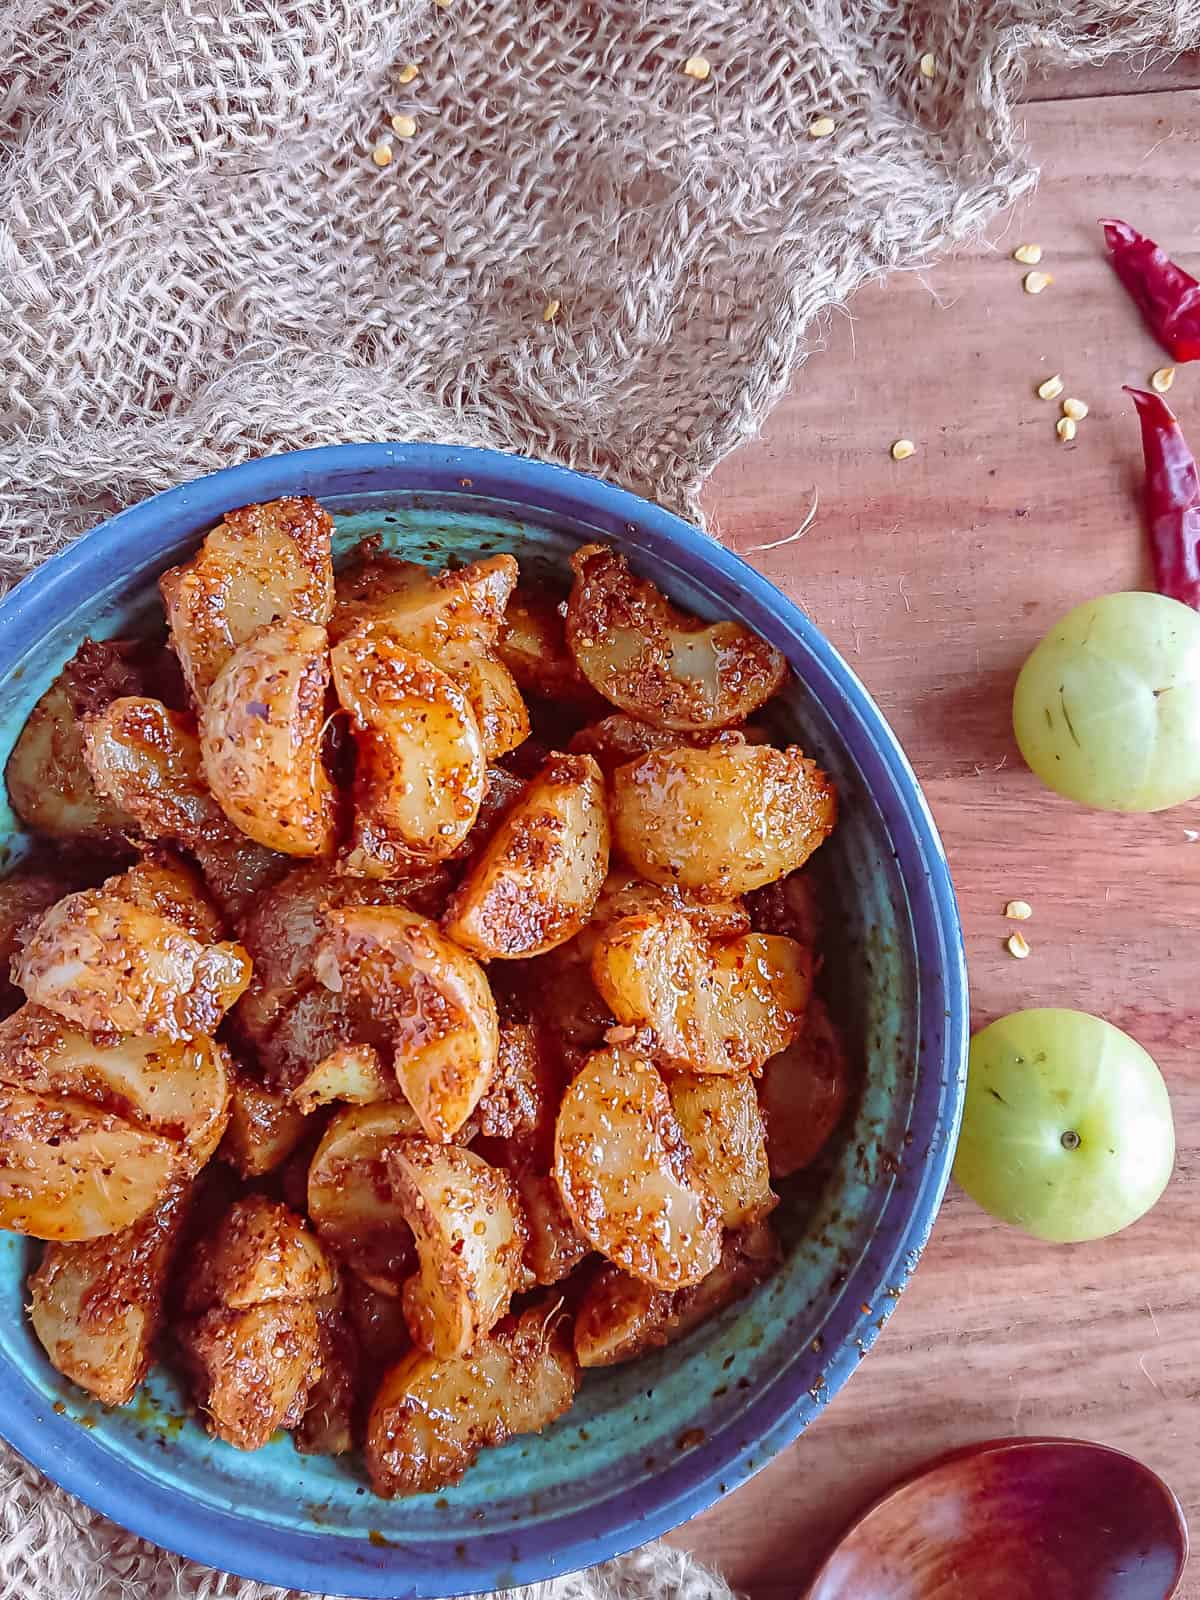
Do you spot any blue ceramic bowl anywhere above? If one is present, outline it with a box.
[0,445,967,1597]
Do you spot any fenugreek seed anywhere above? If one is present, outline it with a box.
[891,438,916,461]
[1056,416,1076,443]
[1023,270,1052,295]
[542,299,561,323]
[809,115,836,138]
[1013,243,1043,266]
[682,55,711,81]
[1152,366,1176,394]
[1062,397,1088,421]
[371,143,392,167]
[397,63,419,84]
[919,52,937,79]
[391,113,417,138]
[1006,931,1031,959]
[1036,374,1064,401]
[1005,900,1033,921]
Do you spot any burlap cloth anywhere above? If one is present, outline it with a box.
[0,1,1195,1595]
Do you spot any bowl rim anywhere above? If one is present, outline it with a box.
[0,442,968,1597]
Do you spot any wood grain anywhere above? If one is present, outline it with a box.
[668,81,1200,1599]
[1028,52,1200,100]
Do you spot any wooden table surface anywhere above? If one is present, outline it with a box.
[668,57,1200,1598]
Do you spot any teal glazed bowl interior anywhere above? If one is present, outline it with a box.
[0,444,967,1597]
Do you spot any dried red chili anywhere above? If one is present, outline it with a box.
[1102,220,1200,363]
[1125,387,1200,610]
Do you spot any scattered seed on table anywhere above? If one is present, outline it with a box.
[1005,900,1033,921]
[1013,243,1043,265]
[891,438,916,460]
[391,114,417,138]
[682,55,711,81]
[1152,366,1176,394]
[1062,397,1088,421]
[397,63,419,84]
[919,52,937,78]
[1024,270,1053,295]
[1057,417,1077,443]
[809,115,836,138]
[1037,375,1064,401]
[543,299,561,323]
[1006,932,1031,959]
[371,142,392,166]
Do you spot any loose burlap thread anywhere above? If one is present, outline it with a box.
[0,1,1196,1596]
